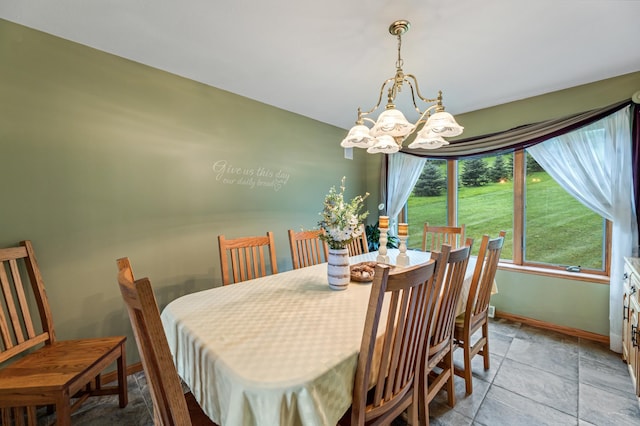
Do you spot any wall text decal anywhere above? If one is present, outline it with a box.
[212,160,291,192]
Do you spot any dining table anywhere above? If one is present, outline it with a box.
[160,248,494,426]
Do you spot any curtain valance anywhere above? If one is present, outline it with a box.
[401,99,632,160]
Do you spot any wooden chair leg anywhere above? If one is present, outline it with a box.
[463,340,473,395]
[117,343,128,408]
[417,366,430,426]
[421,380,430,426]
[446,348,456,407]
[55,398,72,426]
[407,396,419,426]
[482,321,491,370]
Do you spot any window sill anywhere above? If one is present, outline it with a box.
[497,262,610,284]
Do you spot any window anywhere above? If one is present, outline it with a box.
[407,147,611,276]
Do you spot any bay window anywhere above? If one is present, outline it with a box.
[407,149,610,275]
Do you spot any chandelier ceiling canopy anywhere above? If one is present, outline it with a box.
[341,20,464,154]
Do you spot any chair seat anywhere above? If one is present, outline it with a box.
[0,337,126,394]
[454,314,485,341]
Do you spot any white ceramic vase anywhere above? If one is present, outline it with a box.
[327,248,350,290]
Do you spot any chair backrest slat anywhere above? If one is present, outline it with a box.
[347,224,369,256]
[288,229,328,269]
[0,241,54,363]
[422,223,465,252]
[218,232,278,285]
[0,303,11,349]
[0,263,22,346]
[9,258,36,339]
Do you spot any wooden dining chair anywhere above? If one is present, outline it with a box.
[0,240,128,426]
[343,259,439,426]
[116,257,218,426]
[420,242,472,424]
[288,229,329,269]
[422,223,466,252]
[453,231,505,395]
[346,224,369,256]
[218,231,278,285]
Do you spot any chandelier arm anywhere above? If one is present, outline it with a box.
[360,77,396,116]
[400,79,440,124]
[403,74,440,104]
[401,78,424,116]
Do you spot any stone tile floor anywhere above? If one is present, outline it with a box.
[37,319,640,425]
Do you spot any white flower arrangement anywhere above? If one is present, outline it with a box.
[318,177,369,250]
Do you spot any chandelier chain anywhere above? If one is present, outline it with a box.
[396,33,403,70]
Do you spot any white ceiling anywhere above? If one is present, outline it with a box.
[2,0,639,130]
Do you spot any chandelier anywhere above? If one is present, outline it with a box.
[340,20,463,154]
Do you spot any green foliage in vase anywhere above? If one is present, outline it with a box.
[318,177,369,249]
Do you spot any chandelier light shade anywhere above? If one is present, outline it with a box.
[340,20,463,154]
[343,125,376,148]
[367,135,400,154]
[408,128,449,150]
[370,109,415,138]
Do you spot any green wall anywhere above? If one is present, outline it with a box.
[0,19,379,363]
[492,270,611,336]
[456,71,640,138]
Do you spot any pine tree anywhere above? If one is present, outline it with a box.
[460,158,490,187]
[413,161,446,196]
[489,155,510,182]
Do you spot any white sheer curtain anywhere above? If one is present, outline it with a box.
[528,106,638,352]
[386,153,426,231]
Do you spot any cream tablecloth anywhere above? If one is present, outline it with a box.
[160,249,492,426]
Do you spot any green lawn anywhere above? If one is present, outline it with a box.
[407,171,604,269]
